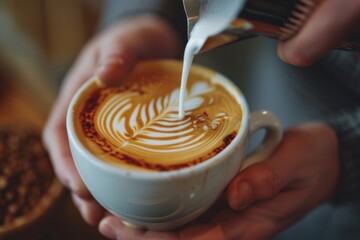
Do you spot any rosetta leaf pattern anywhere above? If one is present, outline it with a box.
[125,82,213,139]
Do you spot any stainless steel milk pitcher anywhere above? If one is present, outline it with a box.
[183,0,360,53]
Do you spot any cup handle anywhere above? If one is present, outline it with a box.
[240,110,283,170]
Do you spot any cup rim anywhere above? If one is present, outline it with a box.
[66,59,249,180]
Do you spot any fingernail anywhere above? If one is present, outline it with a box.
[282,44,312,67]
[236,181,252,209]
[100,222,116,239]
[278,46,289,64]
[94,77,105,88]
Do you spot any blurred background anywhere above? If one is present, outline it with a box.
[0,0,101,121]
[0,0,106,239]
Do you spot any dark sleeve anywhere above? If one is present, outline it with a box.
[99,0,187,40]
[326,52,360,204]
[329,109,360,204]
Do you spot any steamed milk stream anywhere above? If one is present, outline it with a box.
[178,0,245,118]
[74,62,242,171]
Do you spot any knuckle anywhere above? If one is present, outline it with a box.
[250,165,282,199]
[268,168,282,197]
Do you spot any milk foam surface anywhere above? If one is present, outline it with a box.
[74,62,242,172]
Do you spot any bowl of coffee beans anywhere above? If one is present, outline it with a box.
[0,126,63,237]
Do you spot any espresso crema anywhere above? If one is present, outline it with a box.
[74,61,242,171]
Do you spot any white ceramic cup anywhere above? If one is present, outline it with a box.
[67,60,282,231]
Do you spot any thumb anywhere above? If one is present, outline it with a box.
[277,0,360,66]
[95,44,138,87]
[99,215,142,240]
[226,162,288,211]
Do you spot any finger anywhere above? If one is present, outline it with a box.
[99,217,139,240]
[278,0,360,66]
[177,189,314,240]
[235,188,311,240]
[71,193,105,226]
[99,216,178,240]
[43,44,98,197]
[95,40,138,87]
[227,163,286,211]
[226,132,302,210]
[43,122,90,198]
[180,225,226,240]
[94,14,182,88]
[58,42,100,99]
[99,217,131,240]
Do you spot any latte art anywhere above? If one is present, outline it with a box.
[74,61,242,171]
